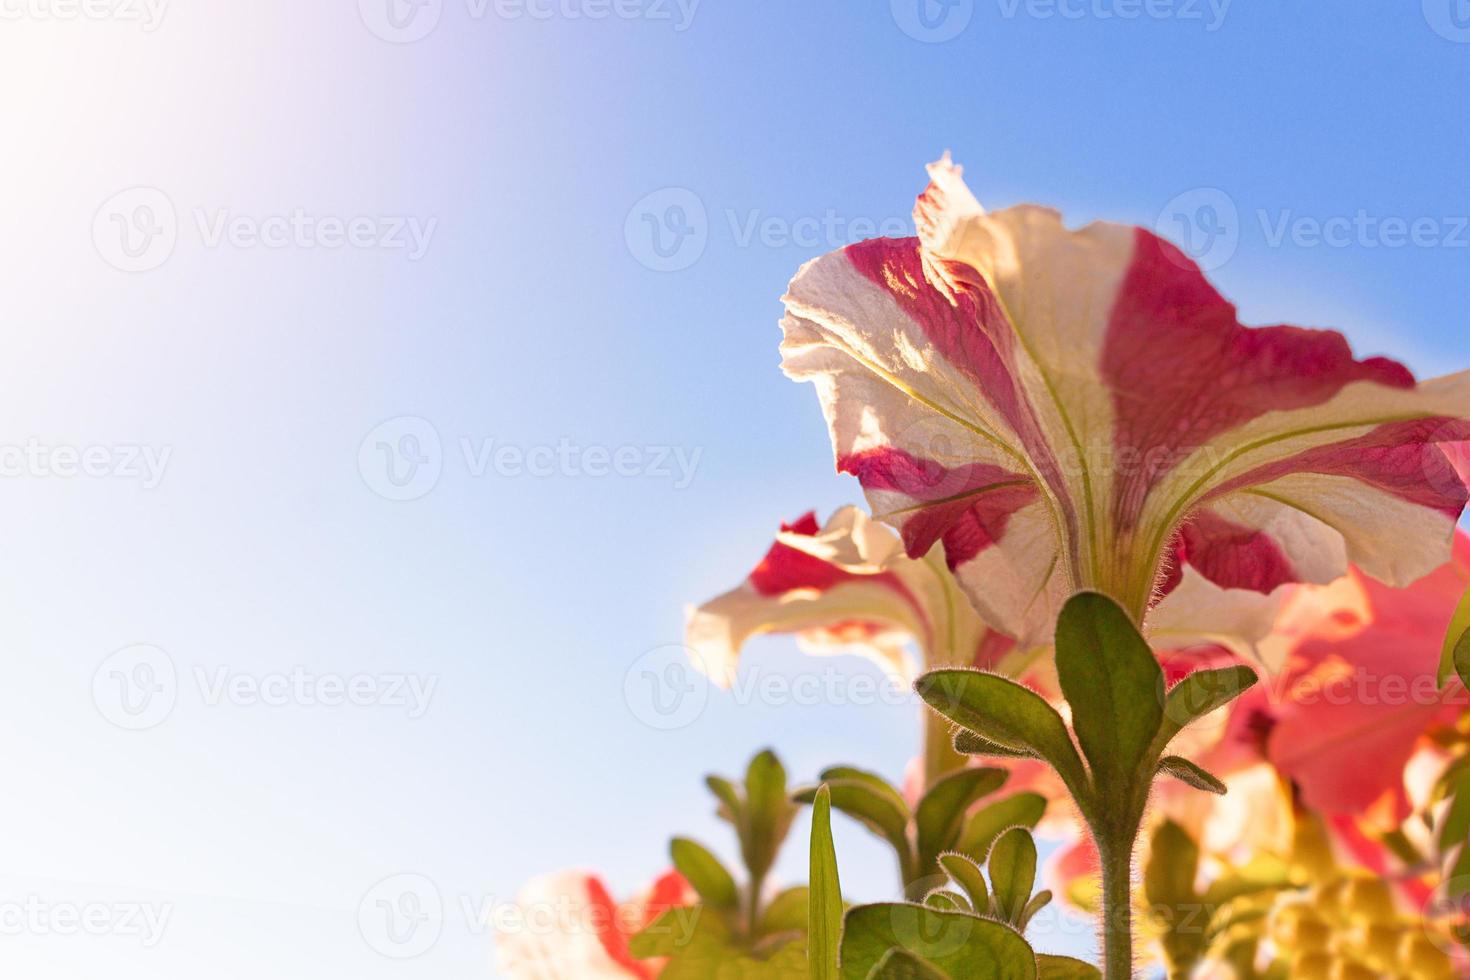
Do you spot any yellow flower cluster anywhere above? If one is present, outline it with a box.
[1268,877,1457,979]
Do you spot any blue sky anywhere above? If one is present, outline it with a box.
[0,1,1467,975]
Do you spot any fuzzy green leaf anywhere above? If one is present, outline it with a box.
[1157,756,1227,795]
[937,853,990,912]
[1054,592,1164,789]
[1018,890,1051,931]
[987,828,1038,923]
[820,766,913,821]
[953,731,1037,760]
[839,903,1037,980]
[1036,955,1101,979]
[865,948,952,979]
[796,781,911,866]
[1439,585,1470,688]
[923,889,971,913]
[916,768,1008,871]
[916,670,1085,792]
[954,793,1047,864]
[1153,665,1259,755]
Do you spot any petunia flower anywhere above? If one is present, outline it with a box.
[1136,533,1470,885]
[494,869,694,979]
[687,505,1279,784]
[1249,531,1470,823]
[686,505,1010,685]
[779,155,1470,643]
[687,505,1017,784]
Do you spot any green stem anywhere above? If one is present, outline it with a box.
[747,869,765,939]
[1097,830,1138,980]
[922,707,965,789]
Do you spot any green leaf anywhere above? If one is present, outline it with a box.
[759,887,810,938]
[1144,820,1206,977]
[820,766,914,822]
[953,731,1037,760]
[1152,665,1259,755]
[707,775,744,822]
[916,670,1086,792]
[1456,630,1470,696]
[1144,821,1199,908]
[866,948,952,979]
[1438,770,1470,855]
[746,750,796,881]
[1018,890,1051,931]
[839,903,1037,980]
[987,828,1038,924]
[923,890,971,913]
[635,908,810,978]
[670,837,739,909]
[1439,585,1470,688]
[810,785,843,980]
[1035,955,1101,979]
[916,768,1008,871]
[954,793,1047,863]
[796,781,912,867]
[1054,592,1164,789]
[629,906,702,960]
[937,853,989,912]
[1157,756,1227,795]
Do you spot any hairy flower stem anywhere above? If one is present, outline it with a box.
[922,709,965,788]
[1097,827,1139,980]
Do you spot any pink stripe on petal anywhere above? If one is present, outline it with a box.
[843,238,1070,508]
[1208,417,1470,518]
[1103,228,1417,531]
[837,446,1038,565]
[1177,509,1300,593]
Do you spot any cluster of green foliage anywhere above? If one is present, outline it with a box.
[637,592,1271,978]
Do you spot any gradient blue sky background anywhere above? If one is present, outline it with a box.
[2,1,1469,975]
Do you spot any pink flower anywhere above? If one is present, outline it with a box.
[780,156,1470,643]
[1252,533,1470,823]
[494,870,694,979]
[686,506,1012,683]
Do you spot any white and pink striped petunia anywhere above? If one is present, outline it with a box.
[780,156,1470,643]
[685,505,1010,685]
[494,869,694,979]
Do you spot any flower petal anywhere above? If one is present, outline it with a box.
[494,870,693,979]
[782,157,1470,638]
[685,506,993,683]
